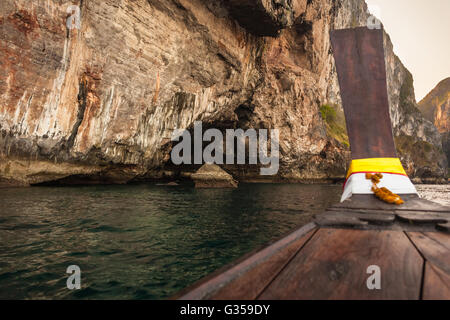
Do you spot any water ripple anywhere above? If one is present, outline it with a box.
[0,183,341,299]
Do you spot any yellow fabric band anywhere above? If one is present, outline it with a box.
[346,158,407,179]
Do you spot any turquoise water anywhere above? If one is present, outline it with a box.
[0,183,341,299]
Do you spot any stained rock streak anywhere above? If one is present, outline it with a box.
[0,0,446,186]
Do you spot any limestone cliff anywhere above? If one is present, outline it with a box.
[418,78,450,173]
[0,0,446,186]
[384,42,447,182]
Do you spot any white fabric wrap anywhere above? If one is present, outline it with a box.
[341,173,418,202]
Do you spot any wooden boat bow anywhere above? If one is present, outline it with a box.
[174,27,450,300]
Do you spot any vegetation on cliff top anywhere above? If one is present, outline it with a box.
[398,70,424,119]
[320,104,349,148]
[395,134,444,175]
[418,77,450,122]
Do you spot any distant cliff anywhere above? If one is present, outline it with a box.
[418,78,450,173]
[0,0,447,186]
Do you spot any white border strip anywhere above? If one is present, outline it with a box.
[341,172,418,202]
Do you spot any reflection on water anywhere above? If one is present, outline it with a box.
[0,183,341,299]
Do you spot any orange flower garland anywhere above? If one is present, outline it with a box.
[365,173,404,205]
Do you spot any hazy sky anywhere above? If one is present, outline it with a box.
[365,0,450,101]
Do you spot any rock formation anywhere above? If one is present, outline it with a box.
[0,0,447,186]
[191,163,238,188]
[418,78,450,174]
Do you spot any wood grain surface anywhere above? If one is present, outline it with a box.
[211,229,317,299]
[258,229,423,299]
[422,262,450,300]
[330,27,396,159]
[407,232,450,275]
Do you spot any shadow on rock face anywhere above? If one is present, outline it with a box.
[225,0,295,37]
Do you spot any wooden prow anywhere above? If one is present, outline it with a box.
[330,27,396,159]
[174,28,450,301]
[330,27,417,203]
